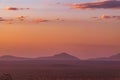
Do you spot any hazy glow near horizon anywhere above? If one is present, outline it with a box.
[0,0,120,59]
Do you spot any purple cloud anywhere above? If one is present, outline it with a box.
[71,0,120,9]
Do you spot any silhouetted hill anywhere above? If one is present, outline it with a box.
[36,52,80,61]
[51,52,80,60]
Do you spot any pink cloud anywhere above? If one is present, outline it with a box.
[17,16,26,21]
[92,14,120,20]
[32,18,49,23]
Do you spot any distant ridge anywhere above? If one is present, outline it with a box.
[0,55,30,60]
[109,53,120,59]
[89,53,120,61]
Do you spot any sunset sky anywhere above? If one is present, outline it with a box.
[0,0,120,59]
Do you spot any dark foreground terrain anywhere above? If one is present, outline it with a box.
[0,60,120,80]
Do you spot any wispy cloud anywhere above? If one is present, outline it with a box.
[92,14,120,20]
[0,17,14,24]
[17,16,26,21]
[71,0,120,9]
[0,17,5,21]
[4,7,30,11]
[32,18,49,23]
[0,16,50,24]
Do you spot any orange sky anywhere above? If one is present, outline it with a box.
[0,0,120,59]
[0,21,120,59]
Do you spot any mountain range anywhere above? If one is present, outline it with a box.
[0,52,79,61]
[0,52,120,61]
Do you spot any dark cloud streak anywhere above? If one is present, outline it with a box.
[71,0,120,9]
[4,7,30,11]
